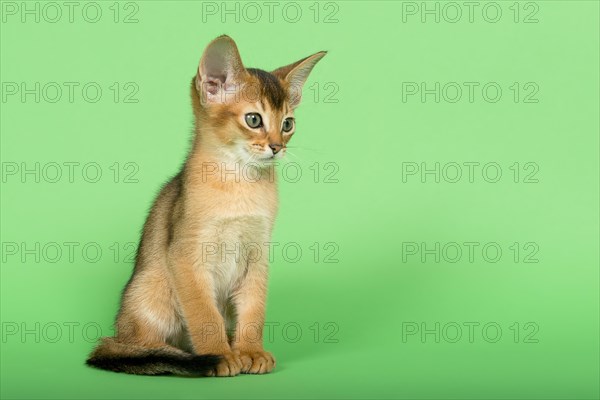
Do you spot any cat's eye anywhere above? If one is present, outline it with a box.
[282,118,294,133]
[245,113,263,129]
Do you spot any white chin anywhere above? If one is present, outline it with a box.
[256,156,277,165]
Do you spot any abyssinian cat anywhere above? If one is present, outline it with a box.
[86,35,325,376]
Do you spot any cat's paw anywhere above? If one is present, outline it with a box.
[236,349,275,374]
[205,351,242,377]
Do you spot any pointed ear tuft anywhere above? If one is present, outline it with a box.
[272,51,326,107]
[196,35,246,104]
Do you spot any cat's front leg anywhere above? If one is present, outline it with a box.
[231,258,275,374]
[167,243,242,377]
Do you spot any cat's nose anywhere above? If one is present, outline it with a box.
[269,143,283,155]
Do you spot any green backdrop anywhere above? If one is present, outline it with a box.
[1,1,599,399]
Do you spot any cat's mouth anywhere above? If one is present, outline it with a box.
[256,154,279,163]
[262,151,285,162]
[245,148,284,163]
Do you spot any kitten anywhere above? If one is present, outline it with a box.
[86,35,325,376]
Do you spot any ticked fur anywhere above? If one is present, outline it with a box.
[87,35,325,376]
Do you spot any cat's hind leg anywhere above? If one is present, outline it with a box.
[87,267,220,376]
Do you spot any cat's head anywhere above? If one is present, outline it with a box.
[193,35,325,165]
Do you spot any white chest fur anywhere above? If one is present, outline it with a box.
[200,214,272,302]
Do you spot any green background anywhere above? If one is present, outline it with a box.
[1,1,599,399]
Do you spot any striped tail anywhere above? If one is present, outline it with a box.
[86,337,220,376]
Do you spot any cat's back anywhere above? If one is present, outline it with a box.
[134,172,183,268]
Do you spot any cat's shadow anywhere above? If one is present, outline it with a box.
[86,258,377,370]
[264,272,378,367]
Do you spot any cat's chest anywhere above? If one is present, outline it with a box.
[193,175,278,219]
[190,177,277,288]
[201,214,271,294]
[208,214,271,241]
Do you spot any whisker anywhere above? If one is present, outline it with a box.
[285,149,305,162]
[285,146,326,155]
[244,152,256,165]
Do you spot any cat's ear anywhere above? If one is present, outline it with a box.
[272,51,326,107]
[196,35,247,104]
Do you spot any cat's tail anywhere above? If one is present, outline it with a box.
[86,337,220,376]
